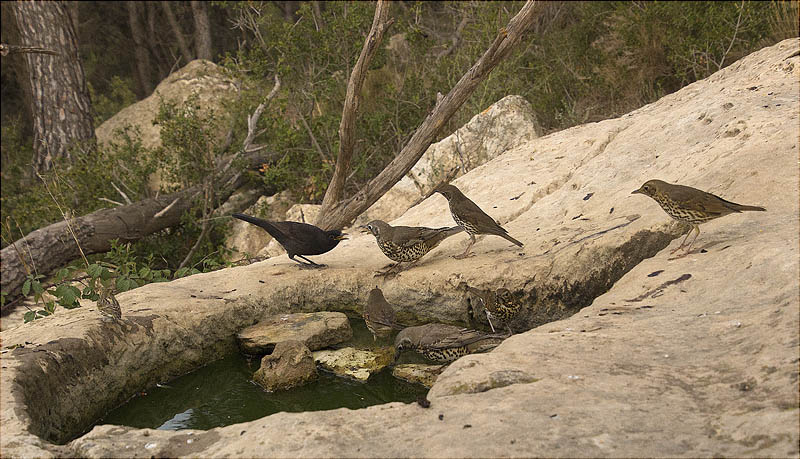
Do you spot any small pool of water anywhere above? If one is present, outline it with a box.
[99,317,428,431]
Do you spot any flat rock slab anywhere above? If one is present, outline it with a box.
[313,347,395,381]
[392,364,443,388]
[238,312,352,354]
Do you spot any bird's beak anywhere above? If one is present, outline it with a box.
[359,225,370,233]
[631,188,643,195]
[335,234,348,241]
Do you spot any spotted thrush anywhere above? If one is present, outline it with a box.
[434,184,523,259]
[632,179,765,253]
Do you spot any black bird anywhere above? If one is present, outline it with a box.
[232,213,347,267]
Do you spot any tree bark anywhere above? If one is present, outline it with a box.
[315,0,539,230]
[191,0,212,60]
[127,1,154,97]
[162,1,194,64]
[0,150,274,305]
[11,0,95,174]
[318,0,392,220]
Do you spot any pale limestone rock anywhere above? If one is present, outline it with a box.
[392,364,443,388]
[313,347,394,381]
[252,340,317,392]
[95,60,237,193]
[237,312,352,354]
[1,39,798,458]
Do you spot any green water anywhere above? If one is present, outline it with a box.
[99,317,428,431]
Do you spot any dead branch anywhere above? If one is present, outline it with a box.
[315,0,539,230]
[318,0,394,219]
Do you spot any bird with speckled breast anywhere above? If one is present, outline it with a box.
[632,179,765,254]
[434,184,523,259]
[363,287,400,341]
[394,323,507,363]
[361,220,463,274]
[463,285,522,333]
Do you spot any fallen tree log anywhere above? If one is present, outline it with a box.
[0,150,273,305]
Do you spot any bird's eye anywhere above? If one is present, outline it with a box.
[367,225,373,231]
[644,186,650,192]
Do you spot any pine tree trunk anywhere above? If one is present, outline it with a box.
[191,1,212,60]
[11,1,96,174]
[127,1,154,98]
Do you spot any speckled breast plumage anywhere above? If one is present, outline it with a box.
[653,194,715,225]
[376,238,430,262]
[449,203,478,236]
[417,346,469,363]
[489,296,521,322]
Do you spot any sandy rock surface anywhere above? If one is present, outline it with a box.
[0,39,797,458]
[237,312,352,354]
[313,347,395,381]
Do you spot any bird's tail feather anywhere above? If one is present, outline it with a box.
[500,232,524,247]
[231,213,282,238]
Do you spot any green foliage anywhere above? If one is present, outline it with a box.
[89,75,138,126]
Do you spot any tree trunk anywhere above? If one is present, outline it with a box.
[11,1,95,174]
[315,0,539,230]
[162,1,194,64]
[318,0,392,219]
[0,150,274,305]
[191,1,212,60]
[127,1,153,97]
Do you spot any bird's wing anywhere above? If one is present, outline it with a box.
[391,226,448,248]
[669,186,734,218]
[456,197,508,233]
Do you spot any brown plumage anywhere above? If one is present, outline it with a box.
[363,287,397,341]
[97,287,122,321]
[394,323,507,363]
[632,179,765,253]
[462,285,521,333]
[434,184,523,259]
[361,220,463,274]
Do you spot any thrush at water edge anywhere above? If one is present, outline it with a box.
[462,284,521,334]
[434,184,523,259]
[361,220,463,275]
[632,179,765,254]
[394,323,507,363]
[363,287,399,341]
[232,213,347,267]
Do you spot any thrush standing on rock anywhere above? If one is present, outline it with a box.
[232,213,347,268]
[632,180,766,254]
[434,184,523,259]
[363,287,398,341]
[361,220,463,274]
[96,286,121,321]
[394,323,507,363]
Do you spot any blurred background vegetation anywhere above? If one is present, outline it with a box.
[1,1,797,310]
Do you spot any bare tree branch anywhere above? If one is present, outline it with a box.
[315,0,539,230]
[318,0,394,220]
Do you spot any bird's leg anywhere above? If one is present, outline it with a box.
[670,227,695,254]
[454,235,476,259]
[292,255,326,269]
[485,310,497,333]
[682,225,701,253]
[375,262,403,277]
